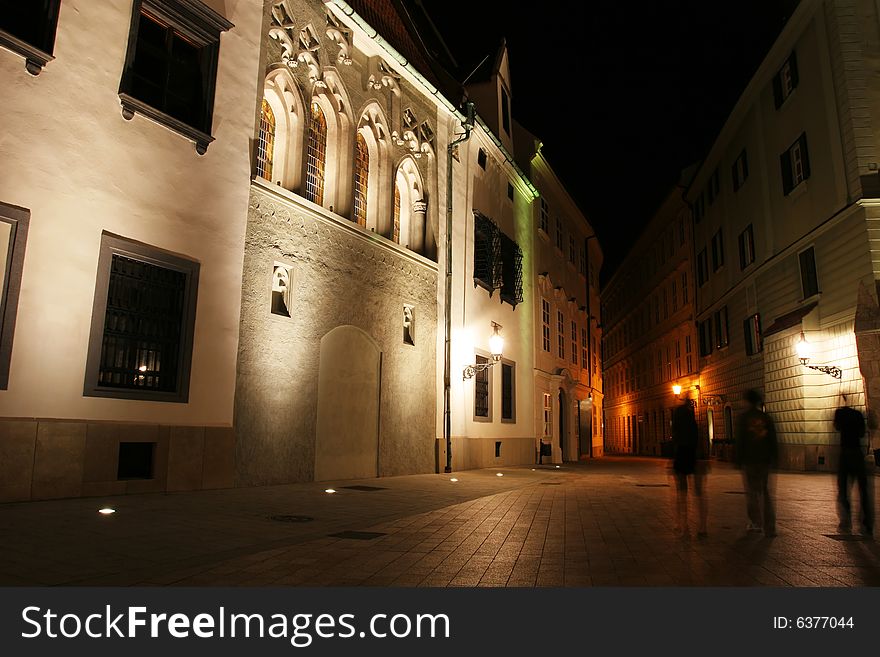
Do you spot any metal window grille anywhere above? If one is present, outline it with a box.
[499,232,522,306]
[98,254,185,392]
[305,102,326,205]
[256,98,275,181]
[473,212,501,291]
[353,133,369,226]
[474,355,489,417]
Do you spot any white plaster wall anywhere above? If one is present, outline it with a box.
[0,0,262,424]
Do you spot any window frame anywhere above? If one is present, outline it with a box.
[500,359,516,423]
[118,0,233,154]
[0,202,30,389]
[0,0,61,75]
[473,350,493,422]
[83,232,200,403]
[773,51,799,109]
[799,245,819,299]
[781,132,811,195]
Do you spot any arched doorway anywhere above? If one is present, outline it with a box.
[314,326,381,481]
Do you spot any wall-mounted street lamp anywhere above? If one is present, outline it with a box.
[796,331,841,379]
[672,384,682,397]
[463,322,503,379]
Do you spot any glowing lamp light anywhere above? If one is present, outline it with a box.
[672,384,682,396]
[796,331,811,363]
[489,323,504,362]
[450,478,458,482]
[496,472,504,477]
[324,488,336,494]
[98,508,115,515]
[795,331,842,378]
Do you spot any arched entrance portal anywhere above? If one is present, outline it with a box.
[314,326,381,481]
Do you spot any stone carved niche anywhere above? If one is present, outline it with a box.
[366,57,401,94]
[271,263,293,317]
[268,1,297,66]
[403,304,415,345]
[392,107,433,159]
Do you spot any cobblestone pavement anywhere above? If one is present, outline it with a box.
[1,458,877,586]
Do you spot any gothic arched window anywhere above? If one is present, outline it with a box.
[392,184,401,243]
[305,102,327,205]
[256,98,276,181]
[353,132,369,227]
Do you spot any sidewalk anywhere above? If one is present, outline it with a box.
[0,458,877,586]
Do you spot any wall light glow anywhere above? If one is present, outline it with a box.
[98,508,115,515]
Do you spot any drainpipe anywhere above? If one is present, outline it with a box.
[444,102,475,473]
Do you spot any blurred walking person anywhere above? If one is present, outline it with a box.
[735,389,778,537]
[671,391,708,537]
[834,398,873,537]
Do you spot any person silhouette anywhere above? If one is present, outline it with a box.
[834,397,873,537]
[671,391,707,537]
[735,389,778,537]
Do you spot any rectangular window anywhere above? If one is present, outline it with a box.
[773,51,799,108]
[542,393,552,438]
[555,217,564,251]
[738,224,755,270]
[708,169,720,204]
[732,149,749,191]
[699,319,713,357]
[714,306,729,349]
[744,313,763,355]
[799,246,819,298]
[569,235,577,264]
[477,148,487,169]
[84,232,199,402]
[662,288,668,319]
[501,361,515,421]
[0,0,61,74]
[540,198,549,234]
[506,182,514,201]
[693,192,705,223]
[571,321,578,365]
[542,299,551,352]
[557,311,565,359]
[685,335,692,373]
[500,86,511,135]
[671,281,678,312]
[781,132,811,195]
[581,328,588,370]
[697,249,708,287]
[474,354,490,419]
[681,272,688,304]
[579,246,587,276]
[675,340,681,377]
[0,202,30,389]
[118,0,233,153]
[711,229,724,271]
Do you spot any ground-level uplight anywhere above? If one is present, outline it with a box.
[496,473,504,477]
[324,489,336,494]
[98,508,115,515]
[450,478,458,482]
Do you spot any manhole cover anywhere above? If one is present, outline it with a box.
[329,531,386,540]
[341,485,388,491]
[635,483,670,487]
[269,515,314,523]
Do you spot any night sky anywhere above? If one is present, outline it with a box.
[418,0,801,281]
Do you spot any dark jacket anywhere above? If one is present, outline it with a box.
[834,406,865,452]
[735,407,778,468]
[671,400,698,474]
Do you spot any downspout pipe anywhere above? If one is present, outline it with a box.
[444,102,475,473]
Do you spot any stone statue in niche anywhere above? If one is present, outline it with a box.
[403,304,415,345]
[271,264,292,317]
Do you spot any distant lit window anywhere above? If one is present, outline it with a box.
[773,51,799,108]
[781,133,810,195]
[353,133,369,227]
[0,0,61,74]
[744,313,763,356]
[738,224,755,269]
[84,233,199,403]
[118,0,233,154]
[542,300,551,352]
[256,98,276,181]
[305,102,327,205]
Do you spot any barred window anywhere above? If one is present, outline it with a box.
[473,211,501,292]
[84,233,199,402]
[353,133,369,227]
[305,102,327,205]
[256,98,275,181]
[499,232,523,307]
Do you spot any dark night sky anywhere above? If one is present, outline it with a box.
[418,0,801,281]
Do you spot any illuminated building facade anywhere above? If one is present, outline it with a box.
[688,0,880,470]
[0,0,262,501]
[602,187,696,455]
[515,126,604,462]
